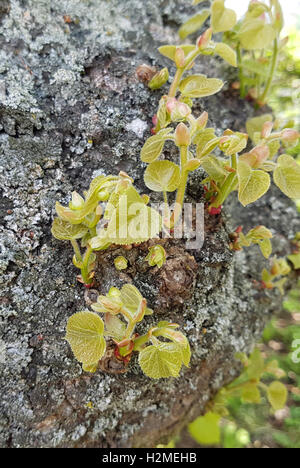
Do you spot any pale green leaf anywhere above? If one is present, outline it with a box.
[260,238,272,259]
[211,0,237,33]
[189,412,221,445]
[273,154,300,199]
[237,160,271,206]
[193,0,207,4]
[238,18,276,50]
[65,311,106,366]
[246,114,273,142]
[139,342,183,379]
[287,253,300,270]
[158,44,196,62]
[104,314,126,341]
[144,160,180,192]
[51,217,88,241]
[179,11,211,40]
[99,185,162,245]
[241,383,261,404]
[247,348,265,380]
[201,155,227,183]
[141,129,173,163]
[215,42,237,67]
[179,74,224,98]
[267,381,288,411]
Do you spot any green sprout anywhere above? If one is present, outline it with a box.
[262,257,291,294]
[180,0,285,106]
[141,29,300,227]
[65,284,191,378]
[114,256,128,271]
[145,244,167,268]
[230,225,273,259]
[52,172,161,286]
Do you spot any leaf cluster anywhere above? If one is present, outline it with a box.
[65,284,191,378]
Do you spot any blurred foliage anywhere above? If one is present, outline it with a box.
[269,27,300,128]
[187,284,300,448]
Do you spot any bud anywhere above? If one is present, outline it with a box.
[208,205,222,215]
[148,67,169,90]
[197,27,213,49]
[165,97,177,114]
[108,286,121,297]
[69,191,85,210]
[175,123,191,146]
[174,47,185,68]
[281,129,300,143]
[170,101,191,122]
[114,256,128,271]
[136,64,157,83]
[261,121,273,138]
[152,114,158,126]
[97,188,110,201]
[145,245,166,268]
[196,111,208,130]
[93,294,123,314]
[250,144,270,168]
[141,194,150,204]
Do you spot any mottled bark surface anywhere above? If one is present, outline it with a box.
[0,0,299,448]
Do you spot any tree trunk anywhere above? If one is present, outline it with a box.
[0,0,299,448]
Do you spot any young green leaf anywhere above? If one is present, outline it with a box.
[144,160,180,192]
[247,348,265,380]
[246,114,273,143]
[287,253,300,270]
[139,341,183,379]
[241,383,261,404]
[179,74,224,98]
[267,381,288,411]
[141,129,173,163]
[259,238,272,259]
[65,311,106,368]
[215,42,237,67]
[51,218,88,241]
[237,160,271,206]
[120,284,153,317]
[189,412,221,445]
[158,44,196,62]
[211,0,237,33]
[273,154,300,199]
[201,155,227,183]
[179,11,211,40]
[238,19,276,50]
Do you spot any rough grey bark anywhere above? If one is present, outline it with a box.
[0,0,299,448]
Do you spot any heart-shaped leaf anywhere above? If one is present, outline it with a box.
[238,18,276,50]
[179,74,224,98]
[65,311,106,367]
[267,381,288,411]
[179,11,211,39]
[237,160,270,206]
[211,0,237,33]
[141,129,173,163]
[274,154,300,199]
[215,42,237,67]
[51,218,88,240]
[139,341,183,378]
[144,160,180,192]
